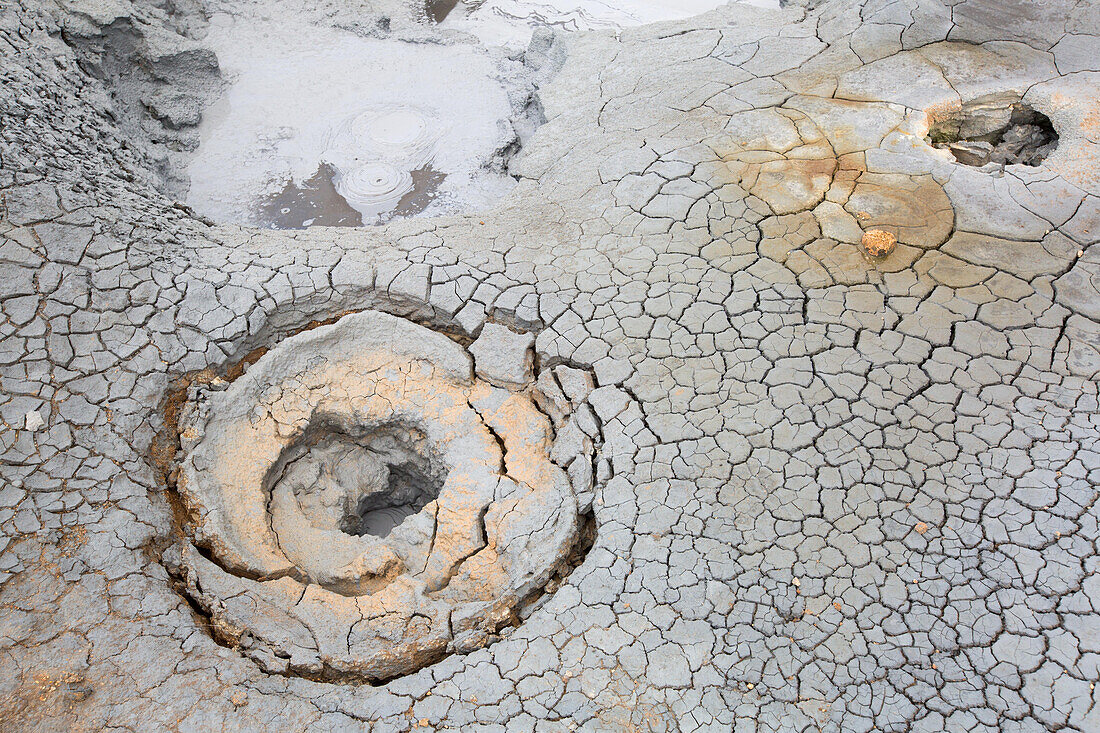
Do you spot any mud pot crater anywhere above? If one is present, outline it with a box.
[928,99,1058,168]
[161,309,605,683]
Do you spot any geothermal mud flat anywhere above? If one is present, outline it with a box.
[186,0,780,230]
[1,0,1100,731]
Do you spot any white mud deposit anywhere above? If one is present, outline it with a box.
[440,0,781,48]
[186,14,519,228]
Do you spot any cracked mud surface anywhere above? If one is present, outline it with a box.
[2,0,1100,731]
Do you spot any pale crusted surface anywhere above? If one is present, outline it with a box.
[2,0,1100,731]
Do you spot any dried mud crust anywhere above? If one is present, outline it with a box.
[159,310,608,683]
[3,0,1100,730]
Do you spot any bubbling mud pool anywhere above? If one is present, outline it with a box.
[187,1,783,230]
[185,14,521,229]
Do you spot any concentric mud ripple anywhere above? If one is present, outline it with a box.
[345,108,442,166]
[163,311,602,681]
[334,162,415,216]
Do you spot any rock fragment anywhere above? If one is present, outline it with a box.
[862,229,898,257]
[24,410,45,431]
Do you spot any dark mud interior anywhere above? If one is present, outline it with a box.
[346,461,440,538]
[269,426,444,541]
